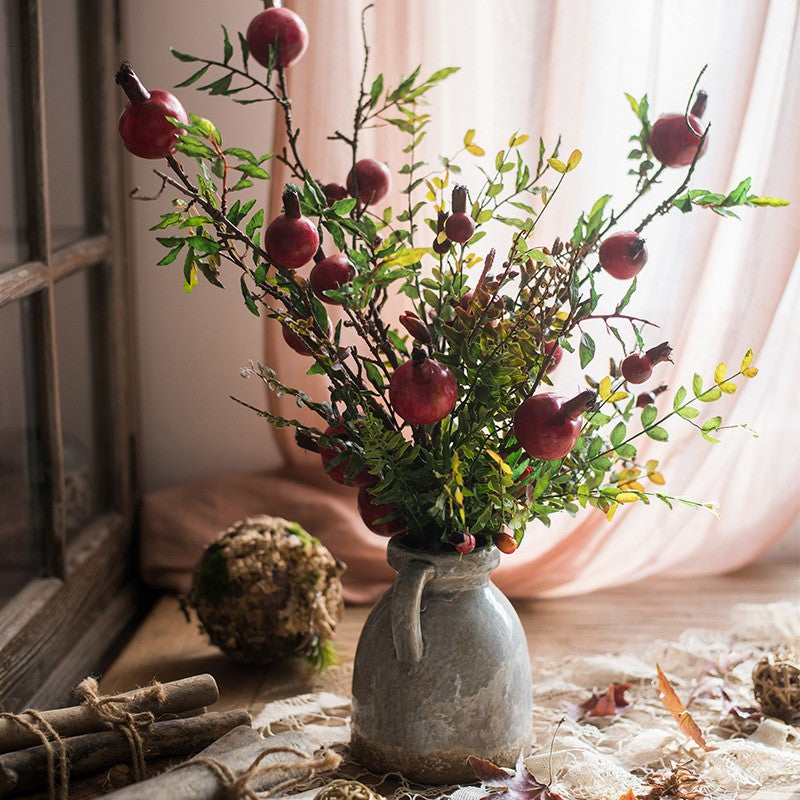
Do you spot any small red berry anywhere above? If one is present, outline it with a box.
[494,532,518,554]
[115,62,188,160]
[513,465,533,498]
[347,159,391,205]
[320,424,374,487]
[452,532,476,554]
[621,342,673,385]
[544,341,563,372]
[648,91,709,168]
[389,347,458,426]
[514,390,595,461]
[265,189,319,270]
[358,488,405,536]
[246,7,309,69]
[310,253,355,305]
[598,231,648,280]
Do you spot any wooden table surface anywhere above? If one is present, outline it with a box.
[101,562,800,712]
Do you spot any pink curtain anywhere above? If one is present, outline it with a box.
[262,0,799,600]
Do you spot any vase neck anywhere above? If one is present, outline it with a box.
[387,537,499,590]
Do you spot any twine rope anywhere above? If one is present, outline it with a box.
[75,677,166,782]
[0,709,68,800]
[177,745,341,799]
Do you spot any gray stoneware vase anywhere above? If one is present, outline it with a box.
[350,536,532,785]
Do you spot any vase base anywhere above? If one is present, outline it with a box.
[350,730,530,786]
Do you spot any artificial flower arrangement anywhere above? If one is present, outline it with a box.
[116,5,786,558]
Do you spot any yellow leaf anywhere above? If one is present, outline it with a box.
[541,186,549,204]
[644,459,659,474]
[511,133,530,147]
[432,176,443,190]
[616,492,640,503]
[656,664,715,751]
[436,231,448,244]
[434,202,444,213]
[649,471,666,486]
[463,129,475,147]
[598,376,612,401]
[486,449,512,475]
[714,362,727,384]
[617,468,641,483]
[507,132,518,147]
[547,157,567,174]
[605,503,619,521]
[720,381,737,394]
[555,310,569,321]
[466,144,485,157]
[607,390,629,403]
[425,191,436,201]
[442,170,450,188]
[380,247,433,267]
[566,149,583,171]
[743,366,759,378]
[741,349,754,371]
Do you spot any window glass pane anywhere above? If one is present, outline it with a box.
[43,0,87,250]
[0,0,29,270]
[0,300,45,604]
[55,269,102,539]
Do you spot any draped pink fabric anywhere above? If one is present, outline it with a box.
[258,0,800,600]
[140,1,799,603]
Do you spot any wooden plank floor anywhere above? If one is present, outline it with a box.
[101,562,799,711]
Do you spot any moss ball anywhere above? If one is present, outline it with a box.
[186,515,345,665]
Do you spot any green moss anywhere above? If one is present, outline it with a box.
[286,520,320,546]
[194,543,232,607]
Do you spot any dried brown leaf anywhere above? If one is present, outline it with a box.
[468,752,565,800]
[656,665,715,751]
[568,683,632,719]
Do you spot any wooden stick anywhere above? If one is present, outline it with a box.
[98,726,320,800]
[0,708,250,797]
[0,674,219,753]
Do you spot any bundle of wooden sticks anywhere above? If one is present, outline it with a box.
[0,673,254,797]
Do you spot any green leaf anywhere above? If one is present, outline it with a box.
[331,198,358,216]
[364,361,384,388]
[677,406,700,419]
[175,65,210,88]
[624,92,639,116]
[157,243,184,266]
[253,264,267,285]
[692,373,703,397]
[673,386,687,410]
[701,416,722,433]
[204,73,233,95]
[171,48,198,62]
[616,442,637,459]
[221,25,233,65]
[615,277,637,314]
[673,193,693,214]
[307,361,326,376]
[174,137,217,160]
[185,235,221,254]
[426,66,459,84]
[699,386,722,402]
[723,176,751,206]
[645,426,669,442]
[235,163,270,180]
[610,422,626,447]
[245,208,264,239]
[747,195,790,207]
[369,73,384,108]
[579,332,595,368]
[640,404,657,427]
[224,147,258,164]
[238,32,249,71]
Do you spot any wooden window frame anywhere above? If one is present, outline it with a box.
[0,0,140,711]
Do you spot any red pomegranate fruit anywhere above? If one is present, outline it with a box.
[544,341,563,372]
[310,253,355,305]
[494,532,518,554]
[598,231,648,280]
[389,348,458,425]
[621,342,673,384]
[358,488,405,536]
[320,424,373,487]
[246,7,309,69]
[323,182,348,206]
[513,390,595,461]
[444,185,475,244]
[346,159,391,205]
[648,90,709,168]
[265,189,319,270]
[635,383,668,408]
[115,62,188,159]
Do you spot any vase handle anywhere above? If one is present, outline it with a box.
[391,560,435,665]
